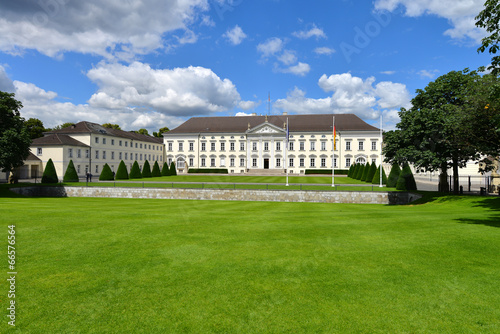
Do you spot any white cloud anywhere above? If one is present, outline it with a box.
[87,61,241,116]
[257,37,284,58]
[0,0,210,60]
[274,87,333,114]
[238,100,261,111]
[314,47,336,55]
[374,0,486,42]
[292,25,327,40]
[278,62,311,77]
[417,69,439,78]
[374,81,411,109]
[0,65,15,92]
[223,25,247,45]
[380,70,395,75]
[278,50,298,66]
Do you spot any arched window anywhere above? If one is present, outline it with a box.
[176,157,186,169]
[356,157,366,164]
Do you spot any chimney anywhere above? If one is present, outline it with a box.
[282,112,288,115]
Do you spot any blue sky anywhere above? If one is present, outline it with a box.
[0,0,492,132]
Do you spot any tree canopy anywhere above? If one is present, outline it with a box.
[25,118,46,139]
[153,127,170,137]
[102,123,122,130]
[476,0,500,75]
[0,92,31,173]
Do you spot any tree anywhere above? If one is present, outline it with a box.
[63,160,79,182]
[0,92,31,173]
[142,160,152,178]
[169,161,177,176]
[386,163,401,188]
[161,162,171,176]
[115,160,129,180]
[366,162,377,183]
[132,128,150,136]
[25,118,46,139]
[151,161,161,177]
[361,162,372,181]
[383,69,481,193]
[372,165,387,185]
[396,163,417,191]
[99,163,114,181]
[476,1,500,76]
[347,164,355,178]
[41,158,58,183]
[102,123,121,130]
[153,127,170,138]
[130,161,142,179]
[50,122,76,131]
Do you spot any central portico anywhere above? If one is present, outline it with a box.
[246,119,287,171]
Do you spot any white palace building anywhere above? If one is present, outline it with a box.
[164,113,383,174]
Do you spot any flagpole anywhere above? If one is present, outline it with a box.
[332,116,335,187]
[379,113,383,188]
[286,117,289,186]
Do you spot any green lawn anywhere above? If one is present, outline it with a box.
[1,193,499,333]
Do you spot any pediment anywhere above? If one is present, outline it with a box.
[247,122,285,135]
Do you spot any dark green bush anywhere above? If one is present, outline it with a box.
[161,162,171,176]
[347,164,355,178]
[372,165,388,185]
[142,160,152,178]
[169,161,177,176]
[42,158,59,183]
[350,164,359,179]
[130,161,142,179]
[396,163,417,191]
[387,163,401,188]
[355,163,365,180]
[115,160,129,180]
[63,160,79,182]
[151,161,161,177]
[366,162,377,183]
[304,169,349,175]
[99,163,114,181]
[361,162,371,181]
[188,168,229,174]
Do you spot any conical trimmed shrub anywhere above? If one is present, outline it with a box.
[63,160,79,182]
[396,163,417,191]
[387,163,401,188]
[355,163,365,180]
[348,164,355,178]
[169,161,177,176]
[42,158,59,183]
[142,160,152,178]
[366,162,377,183]
[372,165,388,185]
[99,163,114,181]
[161,162,171,176]
[361,162,372,181]
[130,161,142,179]
[351,164,360,179]
[152,161,161,177]
[115,160,129,180]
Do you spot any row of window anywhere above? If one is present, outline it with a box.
[167,141,378,152]
[179,157,376,168]
[94,137,162,151]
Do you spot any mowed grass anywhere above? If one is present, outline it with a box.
[1,194,500,333]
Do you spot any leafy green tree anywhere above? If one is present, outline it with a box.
[161,162,171,176]
[355,163,366,180]
[151,161,161,177]
[115,160,129,180]
[476,1,500,75]
[386,163,401,188]
[41,158,58,183]
[153,127,170,138]
[50,122,76,131]
[396,163,417,191]
[347,164,355,178]
[169,161,177,176]
[0,92,31,173]
[130,161,142,179]
[142,160,152,178]
[63,160,79,182]
[361,162,372,181]
[351,164,360,180]
[372,165,387,185]
[102,123,121,130]
[366,162,377,183]
[99,163,114,181]
[25,118,46,139]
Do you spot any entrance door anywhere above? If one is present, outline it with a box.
[264,159,269,169]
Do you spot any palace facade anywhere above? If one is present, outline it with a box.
[164,114,383,174]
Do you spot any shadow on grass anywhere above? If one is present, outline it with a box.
[455,197,500,228]
[0,184,26,198]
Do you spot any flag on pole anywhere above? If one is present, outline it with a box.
[333,123,336,151]
[286,117,289,143]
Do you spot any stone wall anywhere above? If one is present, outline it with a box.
[11,186,422,205]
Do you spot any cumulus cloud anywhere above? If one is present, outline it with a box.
[0,0,211,59]
[417,69,439,78]
[292,25,327,40]
[374,0,486,42]
[277,62,311,76]
[278,50,298,66]
[257,37,284,58]
[223,25,247,45]
[238,100,261,111]
[86,61,241,116]
[314,47,336,55]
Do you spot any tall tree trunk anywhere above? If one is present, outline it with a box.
[439,162,449,193]
[452,157,459,194]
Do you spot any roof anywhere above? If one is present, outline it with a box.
[167,114,379,134]
[46,121,163,144]
[32,134,89,147]
[25,152,42,161]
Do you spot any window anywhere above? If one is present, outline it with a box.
[221,142,225,151]
[125,153,128,160]
[120,140,123,146]
[179,142,183,151]
[359,141,364,150]
[334,158,337,168]
[201,143,206,151]
[95,137,99,144]
[211,143,216,151]
[103,138,106,145]
[85,150,89,158]
[68,148,73,158]
[346,158,351,167]
[230,158,235,167]
[310,158,315,167]
[119,152,122,160]
[189,142,194,151]
[211,158,216,167]
[276,158,281,167]
[356,157,366,164]
[264,142,269,151]
[149,145,151,150]
[124,141,127,147]
[111,139,114,146]
[276,142,281,151]
[95,150,99,159]
[299,158,305,167]
[77,149,81,158]
[149,154,151,161]
[240,158,245,167]
[289,158,294,167]
[346,141,351,151]
[111,152,114,160]
[321,158,326,167]
[135,153,138,161]
[201,158,206,167]
[221,157,226,166]
[252,142,257,151]
[77,165,80,173]
[372,159,376,164]
[240,142,245,151]
[95,165,99,173]
[252,158,257,167]
[321,142,326,151]
[310,142,315,151]
[37,148,42,156]
[140,154,143,161]
[103,151,106,159]
[168,143,173,151]
[140,143,143,149]
[289,142,294,151]
[299,142,305,151]
[372,141,377,150]
[189,158,194,167]
[230,142,235,151]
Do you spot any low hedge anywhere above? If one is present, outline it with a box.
[188,168,229,174]
[304,169,349,175]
